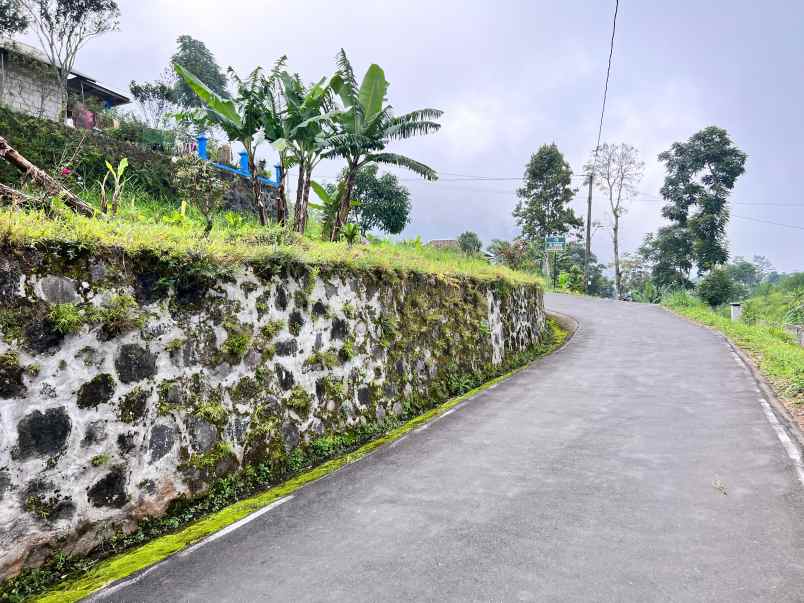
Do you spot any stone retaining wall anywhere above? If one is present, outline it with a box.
[0,242,545,577]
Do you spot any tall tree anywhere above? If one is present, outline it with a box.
[326,49,441,241]
[171,35,228,109]
[21,0,120,111]
[514,143,581,282]
[514,143,582,241]
[657,126,747,273]
[0,0,28,36]
[349,164,411,234]
[589,143,644,298]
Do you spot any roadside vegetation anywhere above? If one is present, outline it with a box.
[662,281,803,405]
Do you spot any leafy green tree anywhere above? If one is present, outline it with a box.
[171,35,228,108]
[22,0,120,110]
[457,231,482,255]
[326,49,441,240]
[649,225,694,289]
[697,267,737,307]
[0,0,28,36]
[348,164,410,234]
[658,126,747,273]
[174,61,285,226]
[514,143,582,242]
[555,238,613,297]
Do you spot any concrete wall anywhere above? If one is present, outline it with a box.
[0,52,61,120]
[0,243,546,577]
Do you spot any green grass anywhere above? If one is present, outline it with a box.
[0,192,541,286]
[663,290,804,403]
[13,319,569,603]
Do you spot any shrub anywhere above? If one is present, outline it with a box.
[457,231,482,255]
[698,268,738,307]
[49,304,84,334]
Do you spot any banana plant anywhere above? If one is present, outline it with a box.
[309,179,359,241]
[324,50,442,241]
[271,71,337,234]
[174,60,286,226]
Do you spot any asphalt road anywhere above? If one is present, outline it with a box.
[95,293,804,602]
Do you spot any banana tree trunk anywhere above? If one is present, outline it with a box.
[293,159,306,233]
[331,166,356,241]
[248,152,267,226]
[300,164,313,233]
[275,159,287,226]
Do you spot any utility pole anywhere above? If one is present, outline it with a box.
[583,170,593,293]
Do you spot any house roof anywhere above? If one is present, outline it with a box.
[0,38,129,105]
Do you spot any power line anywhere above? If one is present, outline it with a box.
[584,0,620,291]
[594,0,619,166]
[731,215,804,230]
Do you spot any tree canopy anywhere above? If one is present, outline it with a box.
[349,164,411,234]
[513,143,582,242]
[171,35,228,108]
[657,126,747,274]
[0,0,28,36]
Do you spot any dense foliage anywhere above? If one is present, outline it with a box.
[170,35,228,108]
[0,105,174,197]
[514,143,582,241]
[652,126,747,285]
[349,164,411,234]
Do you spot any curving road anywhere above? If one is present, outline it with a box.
[94,293,804,602]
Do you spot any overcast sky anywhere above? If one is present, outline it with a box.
[40,0,804,272]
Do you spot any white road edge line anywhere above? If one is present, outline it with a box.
[90,495,294,600]
[178,495,293,557]
[758,398,804,487]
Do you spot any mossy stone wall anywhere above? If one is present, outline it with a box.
[0,241,545,578]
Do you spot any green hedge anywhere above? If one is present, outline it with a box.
[0,105,175,198]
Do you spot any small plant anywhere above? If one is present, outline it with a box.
[221,322,252,361]
[161,200,189,226]
[91,454,110,467]
[342,223,361,245]
[49,303,84,334]
[89,295,145,339]
[260,319,284,340]
[223,211,245,230]
[173,155,228,236]
[342,302,355,319]
[165,338,185,353]
[100,157,129,215]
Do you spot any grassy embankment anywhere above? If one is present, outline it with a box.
[662,290,803,405]
[0,191,541,287]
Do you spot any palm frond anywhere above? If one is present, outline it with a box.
[364,153,438,181]
[332,49,359,109]
[384,120,441,141]
[391,108,444,124]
